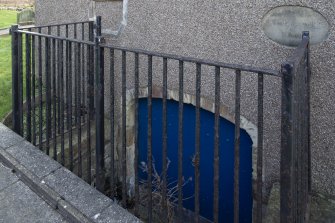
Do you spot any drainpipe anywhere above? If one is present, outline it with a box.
[89,0,128,38]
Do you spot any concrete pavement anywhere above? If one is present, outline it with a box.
[0,123,141,223]
[0,162,68,223]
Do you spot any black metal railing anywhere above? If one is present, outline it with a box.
[11,20,95,181]
[10,16,311,223]
[280,32,311,223]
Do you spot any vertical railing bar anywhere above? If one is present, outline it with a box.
[121,50,127,207]
[234,69,241,223]
[195,63,201,223]
[304,58,308,213]
[306,37,311,194]
[305,57,309,215]
[66,25,70,131]
[177,60,184,222]
[294,67,298,222]
[109,49,115,197]
[300,65,303,221]
[86,43,92,184]
[301,53,306,219]
[147,54,153,223]
[134,52,139,216]
[57,25,61,134]
[11,25,20,135]
[88,21,94,113]
[306,37,311,209]
[296,67,302,221]
[293,70,298,223]
[77,42,82,177]
[52,38,57,160]
[213,66,220,223]
[305,89,308,215]
[81,24,86,122]
[256,72,264,223]
[302,59,307,219]
[161,57,168,222]
[295,71,298,222]
[18,32,23,136]
[74,40,79,127]
[47,25,51,151]
[45,36,51,156]
[26,33,32,142]
[292,68,297,222]
[38,28,43,150]
[32,34,36,145]
[59,40,65,164]
[297,65,301,221]
[302,63,307,215]
[304,56,308,216]
[69,41,73,171]
[299,64,304,219]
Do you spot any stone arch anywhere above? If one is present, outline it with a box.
[121,86,260,187]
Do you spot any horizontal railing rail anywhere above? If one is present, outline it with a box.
[15,30,95,45]
[16,20,94,42]
[18,20,93,30]
[100,44,281,77]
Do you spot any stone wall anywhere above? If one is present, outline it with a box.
[35,0,335,197]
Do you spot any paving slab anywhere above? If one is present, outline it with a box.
[43,168,112,218]
[0,166,67,223]
[0,124,24,148]
[6,140,62,178]
[0,122,142,223]
[94,203,141,223]
[0,163,18,191]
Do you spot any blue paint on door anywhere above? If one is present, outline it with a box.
[138,98,253,222]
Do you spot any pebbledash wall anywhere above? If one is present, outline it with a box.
[35,0,335,198]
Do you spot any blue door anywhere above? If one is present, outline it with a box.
[138,98,253,222]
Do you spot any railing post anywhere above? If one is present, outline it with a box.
[95,16,105,192]
[280,62,295,223]
[11,25,23,135]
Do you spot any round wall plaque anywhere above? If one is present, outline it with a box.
[262,6,330,47]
